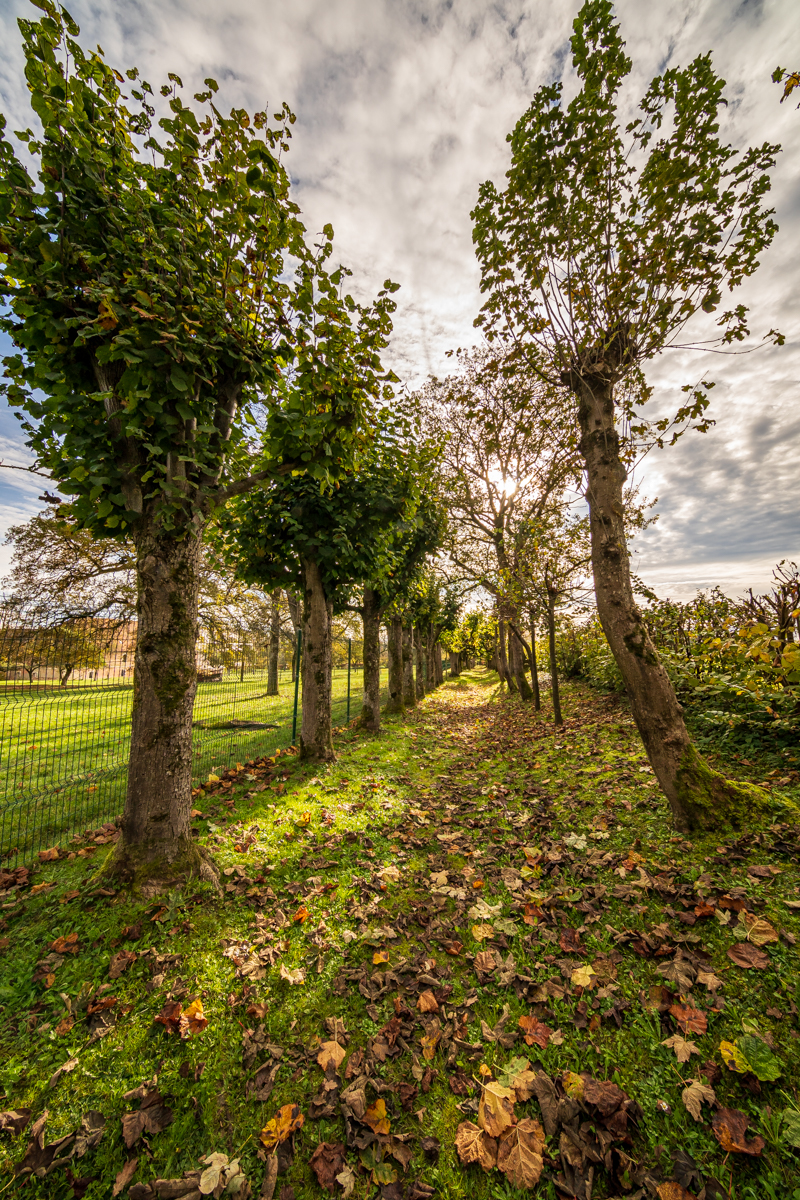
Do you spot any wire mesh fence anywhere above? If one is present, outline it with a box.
[0,600,389,867]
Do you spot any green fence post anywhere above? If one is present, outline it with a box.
[291,629,302,745]
[346,637,352,723]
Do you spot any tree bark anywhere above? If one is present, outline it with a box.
[498,619,516,691]
[573,367,766,830]
[359,586,382,732]
[424,626,435,693]
[546,588,562,726]
[299,558,335,762]
[402,625,416,707]
[414,626,426,699]
[509,618,533,701]
[105,523,218,893]
[267,588,280,695]
[528,611,541,711]
[451,651,461,677]
[385,617,404,713]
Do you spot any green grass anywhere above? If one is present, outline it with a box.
[0,670,799,1198]
[0,666,386,861]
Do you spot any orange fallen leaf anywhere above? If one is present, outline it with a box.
[260,1103,304,1152]
[179,998,208,1038]
[293,905,310,924]
[50,933,80,955]
[372,950,390,965]
[417,990,439,1014]
[518,1014,552,1048]
[363,1099,390,1134]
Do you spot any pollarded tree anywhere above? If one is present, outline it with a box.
[0,4,397,888]
[221,413,423,760]
[472,0,783,830]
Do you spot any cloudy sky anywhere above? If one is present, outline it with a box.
[0,0,798,598]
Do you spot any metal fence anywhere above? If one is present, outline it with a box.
[0,600,389,866]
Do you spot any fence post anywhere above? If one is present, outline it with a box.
[346,637,352,723]
[291,628,302,745]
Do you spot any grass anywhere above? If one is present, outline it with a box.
[0,664,385,862]
[0,669,799,1198]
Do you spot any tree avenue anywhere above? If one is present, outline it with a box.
[0,4,398,889]
[471,0,783,831]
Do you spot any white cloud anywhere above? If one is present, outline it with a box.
[0,0,798,598]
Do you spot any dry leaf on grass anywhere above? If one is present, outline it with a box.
[657,1183,695,1200]
[737,912,779,945]
[259,1103,304,1152]
[497,1118,545,1189]
[108,950,137,980]
[711,1107,765,1155]
[316,1041,346,1071]
[669,1003,707,1035]
[279,964,305,985]
[570,964,597,989]
[478,1082,515,1138]
[111,1156,138,1197]
[363,1099,390,1135]
[661,1035,700,1063]
[417,990,439,1013]
[308,1142,346,1193]
[681,1079,716,1121]
[455,1121,498,1171]
[727,943,769,969]
[518,1015,552,1048]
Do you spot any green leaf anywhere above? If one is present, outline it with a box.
[738,1035,781,1082]
[783,1109,800,1148]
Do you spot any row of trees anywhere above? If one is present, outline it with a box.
[0,0,790,888]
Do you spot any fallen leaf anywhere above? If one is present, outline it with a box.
[335,1164,357,1198]
[478,1082,515,1138]
[696,969,723,992]
[570,964,597,989]
[259,1103,304,1152]
[737,912,779,946]
[454,1120,498,1171]
[309,1142,346,1193]
[363,1099,390,1135]
[372,950,390,965]
[108,950,137,980]
[661,1035,699,1063]
[279,964,305,985]
[121,1087,173,1148]
[471,923,494,941]
[38,848,59,862]
[657,954,696,990]
[562,1071,584,1100]
[55,1017,74,1037]
[559,928,583,954]
[154,1000,183,1035]
[420,1029,440,1061]
[0,1109,31,1135]
[316,1041,346,1071]
[721,1035,781,1082]
[179,998,207,1039]
[497,1117,545,1189]
[727,943,769,969]
[518,1015,552,1048]
[657,1184,695,1200]
[711,1107,765,1156]
[417,990,439,1013]
[50,933,79,955]
[293,905,310,924]
[111,1156,138,1197]
[681,1079,716,1122]
[669,1003,707,1035]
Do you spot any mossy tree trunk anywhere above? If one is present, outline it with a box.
[528,611,541,711]
[385,617,404,713]
[359,586,382,732]
[106,522,218,892]
[267,588,280,696]
[509,617,533,701]
[434,642,444,685]
[299,557,335,762]
[414,626,426,699]
[574,368,765,830]
[545,587,563,726]
[425,626,436,694]
[498,619,516,692]
[402,625,416,707]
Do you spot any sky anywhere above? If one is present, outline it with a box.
[0,0,798,600]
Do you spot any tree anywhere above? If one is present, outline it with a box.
[472,0,782,830]
[421,347,578,700]
[0,5,397,889]
[221,414,422,760]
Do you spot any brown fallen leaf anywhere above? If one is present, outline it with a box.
[246,1002,269,1020]
[420,1029,440,1061]
[711,1107,765,1156]
[737,912,779,946]
[661,1035,700,1063]
[154,1000,183,1035]
[727,943,770,969]
[363,1099,390,1135]
[657,1184,695,1200]
[478,1082,515,1138]
[179,998,207,1038]
[669,1003,708,1035]
[559,928,583,954]
[279,964,306,985]
[50,933,79,955]
[109,950,137,980]
[260,1103,304,1152]
[696,969,724,992]
[112,1157,138,1197]
[121,1088,173,1149]
[454,1120,498,1171]
[38,848,59,862]
[681,1079,716,1122]
[518,1015,552,1049]
[0,1109,31,1135]
[497,1117,545,1189]
[308,1142,345,1193]
[54,1017,74,1037]
[316,1041,346,1071]
[417,990,439,1013]
[86,996,117,1016]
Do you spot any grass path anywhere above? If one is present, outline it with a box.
[0,670,799,1199]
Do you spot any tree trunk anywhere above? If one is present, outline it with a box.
[414,626,425,699]
[546,589,562,726]
[434,642,444,685]
[498,619,516,692]
[424,627,435,693]
[402,625,416,707]
[451,652,461,677]
[267,588,280,696]
[509,619,533,701]
[285,591,301,682]
[359,587,382,732]
[105,524,218,893]
[574,369,766,830]
[385,617,404,713]
[299,558,334,762]
[528,611,541,711]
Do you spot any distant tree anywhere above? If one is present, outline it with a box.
[472,0,782,830]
